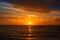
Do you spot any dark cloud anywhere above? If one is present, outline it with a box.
[0,0,60,10]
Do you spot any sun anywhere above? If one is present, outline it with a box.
[28,21,32,25]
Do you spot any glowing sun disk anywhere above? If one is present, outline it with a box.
[28,21,32,25]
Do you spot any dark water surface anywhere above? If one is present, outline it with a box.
[0,25,60,40]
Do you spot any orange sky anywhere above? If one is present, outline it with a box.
[0,3,60,25]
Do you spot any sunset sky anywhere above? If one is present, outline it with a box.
[0,0,60,25]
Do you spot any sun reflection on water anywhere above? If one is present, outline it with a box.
[27,25,32,40]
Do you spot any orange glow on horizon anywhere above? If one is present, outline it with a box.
[7,14,44,25]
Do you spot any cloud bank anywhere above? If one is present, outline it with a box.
[0,2,60,25]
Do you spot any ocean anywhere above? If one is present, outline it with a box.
[0,25,60,40]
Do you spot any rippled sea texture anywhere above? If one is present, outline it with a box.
[0,25,60,40]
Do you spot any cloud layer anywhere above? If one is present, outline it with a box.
[0,2,60,25]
